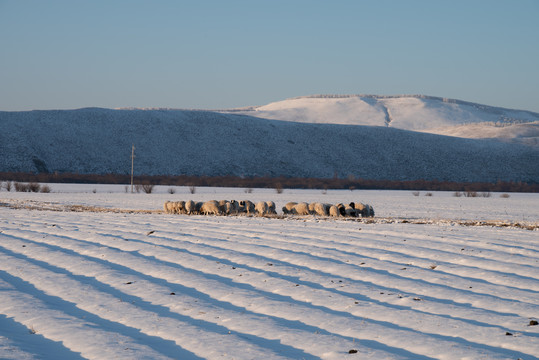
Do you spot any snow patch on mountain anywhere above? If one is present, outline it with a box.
[231,95,539,145]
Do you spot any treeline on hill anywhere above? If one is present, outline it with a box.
[1,172,537,193]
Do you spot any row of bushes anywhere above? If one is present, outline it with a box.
[1,181,51,193]
[0,172,537,193]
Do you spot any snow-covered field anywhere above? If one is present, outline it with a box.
[1,185,538,359]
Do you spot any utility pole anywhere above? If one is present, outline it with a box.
[131,144,135,193]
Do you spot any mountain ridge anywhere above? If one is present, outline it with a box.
[1,95,538,182]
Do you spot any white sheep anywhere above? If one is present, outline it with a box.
[174,201,186,214]
[292,202,310,215]
[352,202,374,217]
[240,200,255,214]
[163,201,175,214]
[311,202,328,216]
[265,201,277,215]
[228,200,239,215]
[329,205,340,217]
[200,200,221,215]
[334,203,346,216]
[282,202,297,214]
[218,200,228,214]
[255,201,268,216]
[345,204,358,217]
[352,202,366,215]
[184,200,196,215]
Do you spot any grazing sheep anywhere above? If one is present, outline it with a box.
[228,200,239,215]
[164,201,175,214]
[265,201,277,215]
[335,203,346,216]
[352,202,374,217]
[224,201,233,215]
[282,202,297,214]
[352,202,366,215]
[200,200,221,215]
[255,201,269,216]
[312,202,328,216]
[195,202,203,214]
[329,205,340,217]
[174,201,186,214]
[218,200,228,214]
[308,202,316,214]
[345,204,358,217]
[292,202,310,215]
[184,200,196,215]
[239,200,255,214]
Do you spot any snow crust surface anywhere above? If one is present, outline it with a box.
[1,185,538,359]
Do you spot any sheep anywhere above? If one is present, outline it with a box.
[228,200,239,215]
[184,200,196,215]
[345,204,359,217]
[308,202,316,214]
[174,201,186,214]
[292,202,310,215]
[200,200,221,215]
[366,204,375,217]
[164,201,175,214]
[265,201,277,215]
[195,201,203,214]
[255,201,269,216]
[329,205,340,217]
[352,202,374,217]
[282,202,297,214]
[335,203,346,216]
[352,202,366,215]
[311,202,328,216]
[239,200,255,214]
[218,200,228,214]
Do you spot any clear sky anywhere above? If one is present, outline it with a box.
[1,0,538,112]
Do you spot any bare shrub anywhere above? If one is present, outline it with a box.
[134,184,142,193]
[188,185,196,194]
[464,191,478,198]
[480,192,491,198]
[5,181,12,192]
[500,193,510,198]
[141,183,154,194]
[412,191,420,197]
[40,185,51,193]
[92,189,97,193]
[14,182,29,192]
[245,188,253,194]
[275,183,283,194]
[454,191,462,197]
[168,188,176,194]
[28,182,41,192]
[425,192,433,197]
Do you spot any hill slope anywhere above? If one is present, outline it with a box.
[1,105,537,182]
[230,95,539,147]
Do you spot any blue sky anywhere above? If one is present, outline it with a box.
[1,0,538,112]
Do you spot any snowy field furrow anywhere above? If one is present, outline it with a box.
[1,186,538,359]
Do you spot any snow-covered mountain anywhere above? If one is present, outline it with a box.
[229,95,539,147]
[1,95,538,182]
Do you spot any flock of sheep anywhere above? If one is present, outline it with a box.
[163,199,374,218]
